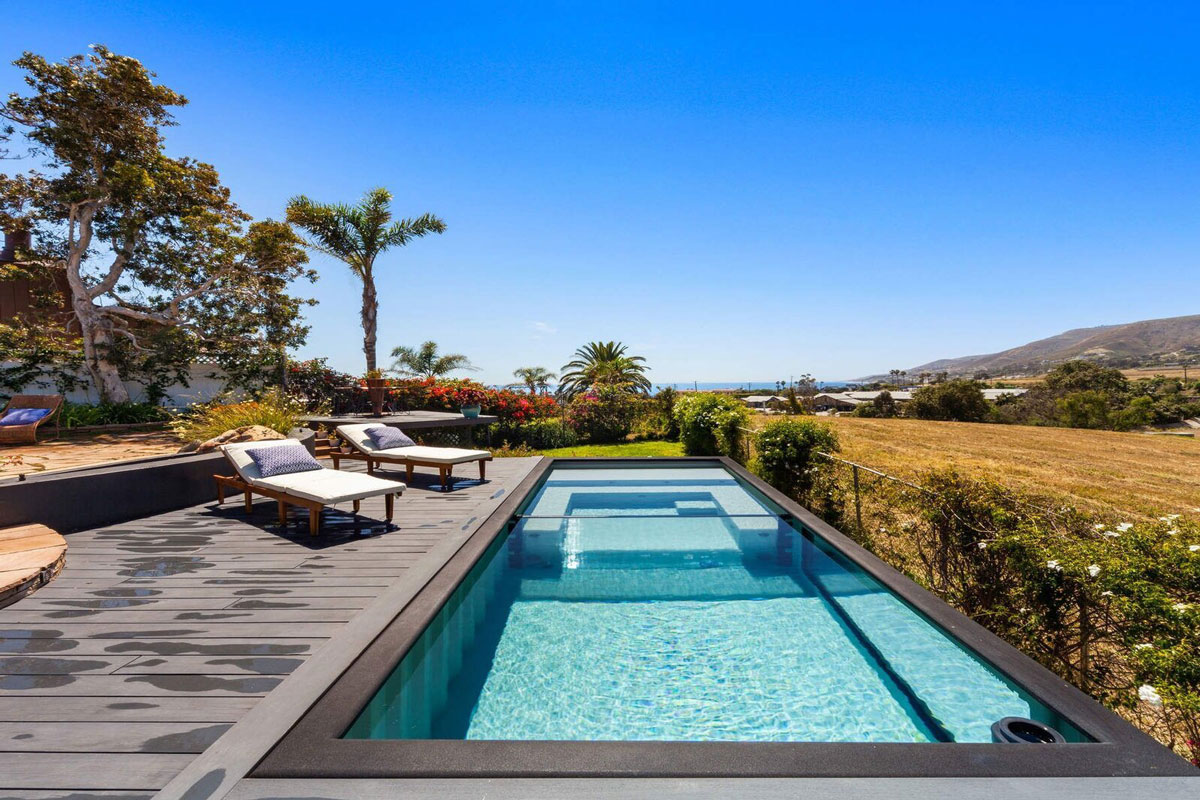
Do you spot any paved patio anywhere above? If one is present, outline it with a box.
[0,429,180,479]
[0,455,539,795]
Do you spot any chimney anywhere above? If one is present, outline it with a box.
[0,230,31,263]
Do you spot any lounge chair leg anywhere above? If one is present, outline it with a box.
[353,499,360,514]
[385,492,394,522]
[309,507,321,536]
[405,463,414,483]
[244,492,253,513]
[479,460,486,480]
[441,466,450,491]
[367,460,374,475]
[330,454,340,470]
[216,482,225,504]
[278,500,287,526]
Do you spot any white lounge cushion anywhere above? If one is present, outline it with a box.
[374,445,490,465]
[221,438,405,503]
[336,424,489,464]
[252,469,404,505]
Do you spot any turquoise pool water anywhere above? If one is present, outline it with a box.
[345,465,1082,743]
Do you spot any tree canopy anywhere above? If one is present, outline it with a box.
[287,188,444,373]
[0,46,315,402]
[558,341,651,399]
[390,340,476,379]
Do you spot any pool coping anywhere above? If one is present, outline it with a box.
[248,456,1194,781]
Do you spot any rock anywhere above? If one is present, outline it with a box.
[196,425,286,453]
[176,440,200,454]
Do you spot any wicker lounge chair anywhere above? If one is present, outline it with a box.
[0,395,63,446]
[333,423,492,492]
[215,439,405,535]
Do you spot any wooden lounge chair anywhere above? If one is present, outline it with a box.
[0,394,63,446]
[332,423,492,492]
[214,439,405,535]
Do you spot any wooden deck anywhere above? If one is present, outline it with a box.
[0,456,539,795]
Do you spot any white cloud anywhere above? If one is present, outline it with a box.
[530,321,557,337]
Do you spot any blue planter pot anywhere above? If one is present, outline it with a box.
[461,405,481,419]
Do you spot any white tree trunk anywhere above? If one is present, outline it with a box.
[72,293,130,403]
[361,278,378,373]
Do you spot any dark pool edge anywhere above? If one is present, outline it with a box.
[250,456,1196,781]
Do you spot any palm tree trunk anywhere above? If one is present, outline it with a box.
[360,277,378,373]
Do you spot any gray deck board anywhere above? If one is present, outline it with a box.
[0,456,538,793]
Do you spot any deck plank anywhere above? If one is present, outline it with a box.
[0,456,538,792]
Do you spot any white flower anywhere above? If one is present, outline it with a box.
[1139,684,1163,707]
[1087,564,1101,577]
[1167,514,1180,521]
[1104,531,1121,538]
[1101,591,1114,597]
[1117,522,1133,532]
[1190,545,1200,552]
[1046,560,1062,571]
[1093,523,1106,531]
[1134,643,1154,650]
[1173,603,1193,612]
[977,541,988,550]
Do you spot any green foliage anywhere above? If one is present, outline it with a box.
[751,419,839,499]
[673,392,750,456]
[389,341,475,379]
[1056,390,1114,429]
[907,380,991,422]
[566,385,637,443]
[282,358,352,411]
[854,390,899,418]
[0,47,316,402]
[1045,361,1129,395]
[558,341,650,399]
[60,401,168,429]
[843,468,1200,764]
[631,387,679,440]
[490,417,579,450]
[511,366,556,394]
[286,188,445,373]
[170,389,306,443]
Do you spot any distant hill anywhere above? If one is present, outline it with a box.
[866,314,1200,380]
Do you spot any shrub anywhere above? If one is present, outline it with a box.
[60,401,169,429]
[490,418,579,450]
[284,358,354,411]
[853,390,898,418]
[1056,390,1113,429]
[631,388,678,440]
[567,386,636,443]
[396,378,558,423]
[752,419,839,499]
[907,380,990,422]
[171,389,306,443]
[673,392,750,456]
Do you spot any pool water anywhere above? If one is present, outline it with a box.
[345,466,1082,743]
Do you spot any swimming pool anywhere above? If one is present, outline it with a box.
[345,464,1077,743]
[255,458,1189,778]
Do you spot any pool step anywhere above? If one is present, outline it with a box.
[674,499,720,515]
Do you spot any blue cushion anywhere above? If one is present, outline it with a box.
[0,408,52,426]
[245,442,323,478]
[367,426,415,450]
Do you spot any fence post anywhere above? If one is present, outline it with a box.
[852,464,863,535]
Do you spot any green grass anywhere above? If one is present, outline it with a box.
[535,441,684,458]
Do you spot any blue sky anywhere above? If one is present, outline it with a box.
[7,2,1199,383]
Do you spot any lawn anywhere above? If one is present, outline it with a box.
[534,441,685,458]
[787,415,1200,519]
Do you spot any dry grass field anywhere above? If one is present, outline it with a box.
[756,415,1200,519]
[992,365,1197,387]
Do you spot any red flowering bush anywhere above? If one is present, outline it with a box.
[384,377,559,423]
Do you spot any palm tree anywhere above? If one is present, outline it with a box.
[558,341,651,399]
[512,366,556,394]
[286,188,446,372]
[391,340,477,379]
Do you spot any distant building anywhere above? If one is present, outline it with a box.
[741,395,787,410]
[811,387,1026,413]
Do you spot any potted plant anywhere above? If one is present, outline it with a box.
[456,387,487,419]
[363,370,389,417]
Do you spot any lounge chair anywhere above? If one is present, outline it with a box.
[332,423,492,492]
[215,439,405,535]
[0,394,63,446]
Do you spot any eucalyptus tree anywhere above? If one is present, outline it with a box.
[390,340,476,379]
[558,341,651,399]
[0,46,314,402]
[287,189,444,373]
[512,366,556,394]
